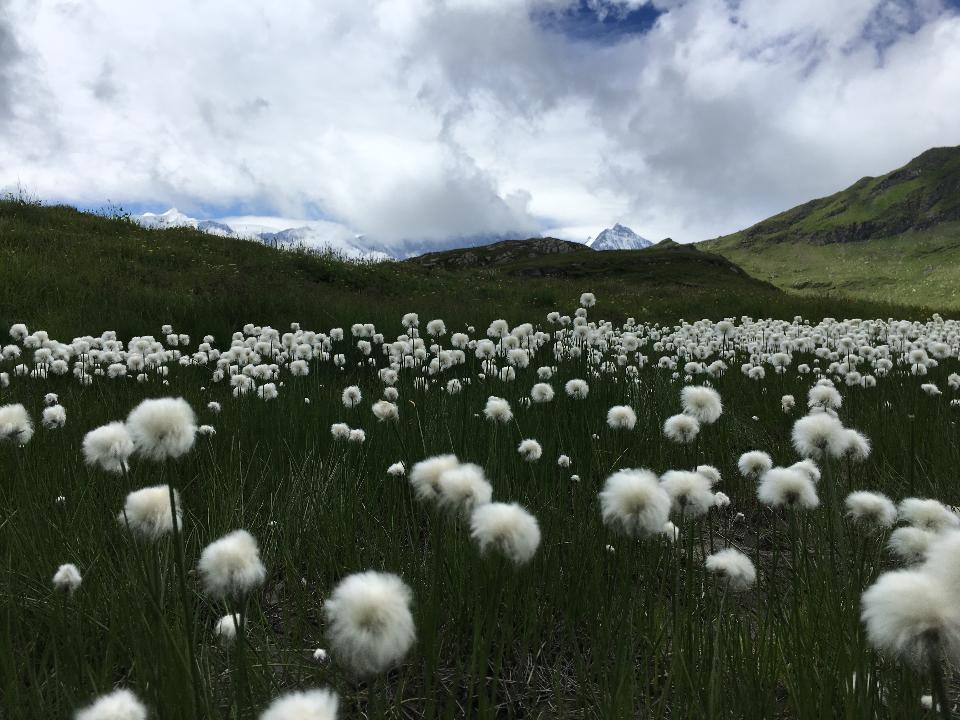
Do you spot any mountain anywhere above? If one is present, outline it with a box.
[588,223,653,251]
[133,209,386,260]
[700,146,960,310]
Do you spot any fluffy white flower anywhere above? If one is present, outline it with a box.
[215,614,242,645]
[371,400,399,422]
[738,451,772,479]
[207,401,221,414]
[557,454,571,468]
[599,469,671,536]
[695,465,721,486]
[341,386,362,408]
[470,502,541,565]
[483,396,513,423]
[757,468,819,509]
[898,498,960,533]
[714,491,731,508]
[118,485,181,540]
[517,439,542,462]
[75,689,147,720]
[781,394,796,413]
[808,383,842,410]
[409,454,460,502]
[126,397,197,461]
[330,423,350,440]
[530,383,554,403]
[564,379,589,399]
[259,689,339,720]
[662,414,699,444]
[681,386,722,424]
[837,428,871,461]
[52,563,82,594]
[789,459,821,483]
[323,571,416,675]
[705,549,756,591]
[846,491,897,528]
[347,429,366,444]
[887,526,936,563]
[579,292,596,308]
[198,529,267,599]
[0,403,33,444]
[606,405,637,430]
[861,569,960,665]
[436,463,493,515]
[387,462,405,477]
[83,422,134,474]
[42,405,66,429]
[659,471,714,517]
[791,413,846,458]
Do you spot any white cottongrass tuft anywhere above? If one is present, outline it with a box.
[789,459,821,483]
[436,463,493,515]
[738,451,772,479]
[530,383,554,403]
[118,485,181,540]
[680,385,722,424]
[838,428,871,461]
[42,405,66,429]
[845,491,897,528]
[259,688,340,720]
[126,397,197,461]
[83,422,134,474]
[557,454,571,468]
[922,531,960,597]
[323,571,416,676]
[564,379,589,399]
[659,471,715,517]
[470,502,541,565]
[662,414,699,444]
[483,396,513,423]
[75,688,147,720]
[330,423,350,440]
[348,429,366,444]
[599,469,671,537]
[371,400,399,422]
[606,405,637,430]
[0,403,33,444]
[705,549,756,591]
[887,526,937,564]
[695,465,721,486]
[517,439,542,462]
[808,383,842,410]
[214,614,242,645]
[781,395,796,413]
[198,529,267,599]
[52,563,82,594]
[387,462,405,477]
[409,454,460,502]
[791,413,845,458]
[757,468,819,509]
[861,569,960,665]
[898,498,960,533]
[341,385,362,408]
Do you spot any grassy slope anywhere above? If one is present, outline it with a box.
[0,201,933,340]
[701,146,960,310]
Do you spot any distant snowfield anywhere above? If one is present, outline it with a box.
[134,209,653,259]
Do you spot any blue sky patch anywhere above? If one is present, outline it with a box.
[533,1,665,43]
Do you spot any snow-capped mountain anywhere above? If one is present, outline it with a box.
[588,224,652,251]
[133,209,387,260]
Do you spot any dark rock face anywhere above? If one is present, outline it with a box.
[410,237,590,269]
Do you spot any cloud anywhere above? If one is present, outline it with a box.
[1,0,959,246]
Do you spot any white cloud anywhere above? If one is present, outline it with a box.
[0,0,958,246]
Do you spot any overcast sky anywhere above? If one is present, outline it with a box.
[1,0,959,249]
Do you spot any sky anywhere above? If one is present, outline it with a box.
[1,0,959,252]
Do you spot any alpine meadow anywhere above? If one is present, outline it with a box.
[3,2,960,719]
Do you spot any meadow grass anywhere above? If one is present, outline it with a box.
[2,311,959,719]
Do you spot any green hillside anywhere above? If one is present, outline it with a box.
[701,146,960,309]
[1,199,926,339]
